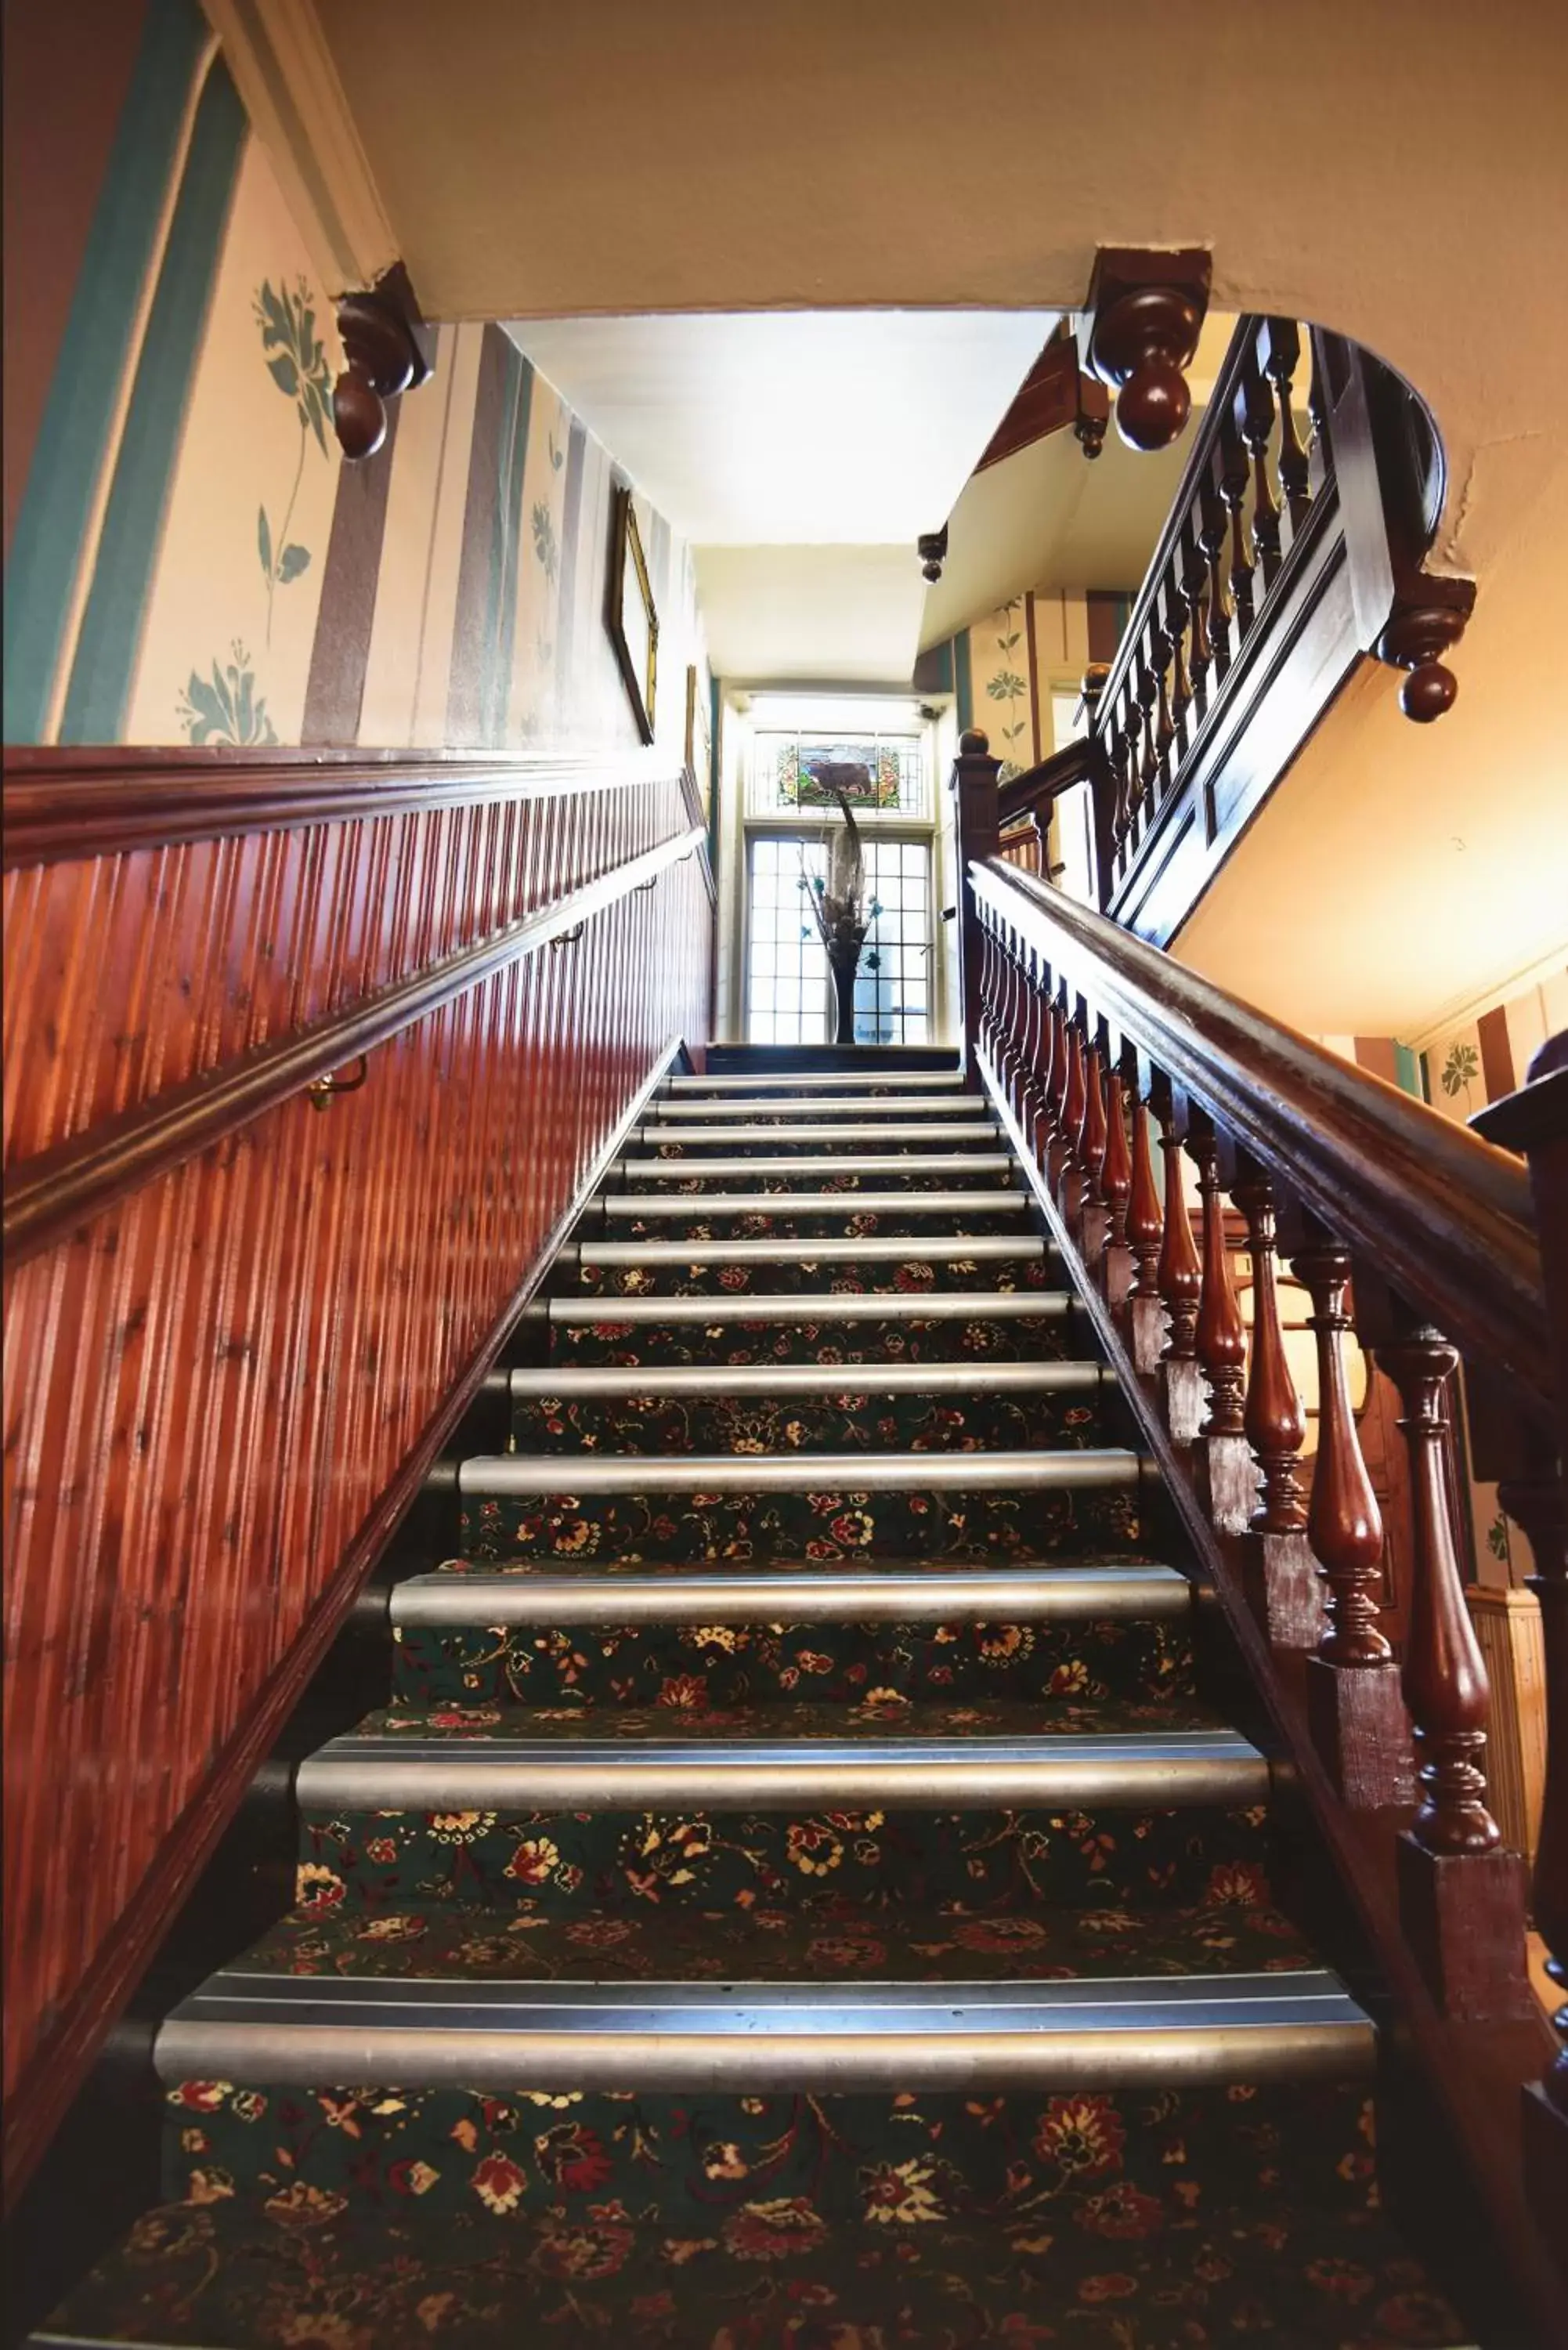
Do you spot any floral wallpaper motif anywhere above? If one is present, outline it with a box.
[177,273,333,745]
[253,278,332,641]
[983,598,1031,765]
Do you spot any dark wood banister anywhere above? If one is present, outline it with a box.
[951,776,1568,2334]
[992,313,1474,945]
[971,855,1548,1408]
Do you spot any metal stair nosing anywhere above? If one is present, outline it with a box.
[598,1188,1032,1219]
[636,1122,1001,1148]
[390,1560,1192,1629]
[450,1446,1148,1496]
[152,1967,1374,2093]
[646,1094,987,1119]
[295,1726,1271,1814]
[528,1288,1079,1325]
[493,1359,1108,1399]
[613,1152,1021,1182]
[666,1071,966,1094]
[571,1234,1050,1268]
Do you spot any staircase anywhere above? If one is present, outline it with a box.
[35,1050,1475,2348]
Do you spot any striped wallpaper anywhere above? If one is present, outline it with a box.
[4,0,710,762]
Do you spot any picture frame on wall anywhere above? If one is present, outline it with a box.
[607,483,657,743]
[685,662,712,812]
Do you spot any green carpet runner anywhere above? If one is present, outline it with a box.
[35,1055,1472,2348]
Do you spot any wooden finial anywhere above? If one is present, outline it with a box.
[333,262,433,462]
[1083,248,1212,454]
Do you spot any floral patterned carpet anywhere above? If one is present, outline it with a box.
[37,1079,1472,2348]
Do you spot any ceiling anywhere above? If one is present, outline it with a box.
[508,311,1054,546]
[306,0,1566,1037]
[693,545,927,683]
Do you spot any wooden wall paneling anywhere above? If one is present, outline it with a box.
[2,750,710,2196]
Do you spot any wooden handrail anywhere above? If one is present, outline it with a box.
[957,800,1566,2337]
[996,737,1097,830]
[4,823,705,1264]
[970,854,1547,1408]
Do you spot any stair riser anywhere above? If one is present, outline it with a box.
[293,1800,1272,1917]
[569,1254,1062,1300]
[645,1097,986,1120]
[632,1125,998,1150]
[392,1615,1195,1712]
[598,1201,1033,1238]
[615,1154,1019,1186]
[506,1387,1111,1462]
[461,1483,1143,1568]
[156,2077,1380,2229]
[545,1306,1079,1372]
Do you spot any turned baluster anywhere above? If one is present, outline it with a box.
[1020,951,1048,1155]
[1123,1061,1166,1372]
[1219,410,1255,644]
[1098,1046,1134,1309]
[1060,1015,1089,1227]
[1112,710,1138,853]
[1034,971,1060,1159]
[1379,1325,1530,2020]
[1294,1240,1412,1806]
[1136,652,1160,819]
[1153,1087,1204,1443]
[1237,349,1283,588]
[1385,1330,1500,1855]
[998,931,1023,1112]
[1149,616,1175,799]
[1236,1171,1306,1528]
[1180,510,1213,718]
[1234,1168,1321,1647]
[1199,459,1233,681]
[1189,1117,1255,1531]
[978,919,999,1068]
[1081,1039,1108,1200]
[1259,316,1312,536]
[1164,567,1194,758]
[1078,1034,1111,1264]
[1191,1122,1248,1435]
[1046,992,1074,1185]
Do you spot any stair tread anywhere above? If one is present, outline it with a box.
[36,2197,1472,2350]
[185,1892,1324,1989]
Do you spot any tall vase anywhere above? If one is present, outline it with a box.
[830,953,859,1046]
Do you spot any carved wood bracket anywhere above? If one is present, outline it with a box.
[1082,248,1212,453]
[334,262,435,461]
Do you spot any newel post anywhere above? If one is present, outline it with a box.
[1472,1035,1568,2236]
[950,728,1002,1081]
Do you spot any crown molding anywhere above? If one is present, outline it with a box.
[200,0,398,291]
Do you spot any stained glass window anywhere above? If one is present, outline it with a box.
[749,731,926,819]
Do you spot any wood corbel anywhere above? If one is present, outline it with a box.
[1082,248,1212,453]
[334,262,435,462]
